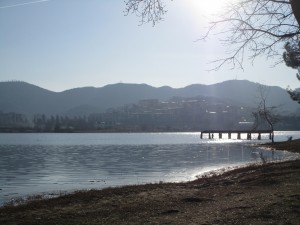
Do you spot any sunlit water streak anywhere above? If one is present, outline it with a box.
[0,131,299,205]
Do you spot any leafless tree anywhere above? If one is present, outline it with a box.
[124,0,300,69]
[124,0,167,26]
[204,0,300,70]
[253,85,279,143]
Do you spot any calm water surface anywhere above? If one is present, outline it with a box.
[0,131,299,205]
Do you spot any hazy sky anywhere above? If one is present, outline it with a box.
[0,0,298,92]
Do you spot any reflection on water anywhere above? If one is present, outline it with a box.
[0,132,299,205]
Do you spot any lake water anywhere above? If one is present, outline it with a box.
[0,131,299,205]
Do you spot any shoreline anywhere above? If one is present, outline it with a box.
[259,138,300,153]
[1,140,300,224]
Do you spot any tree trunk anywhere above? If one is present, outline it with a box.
[290,0,300,27]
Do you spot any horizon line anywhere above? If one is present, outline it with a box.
[0,79,271,92]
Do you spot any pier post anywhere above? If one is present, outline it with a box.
[247,133,252,140]
[200,130,272,140]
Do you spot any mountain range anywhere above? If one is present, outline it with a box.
[0,80,299,116]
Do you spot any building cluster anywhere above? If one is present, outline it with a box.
[1,96,299,132]
[89,97,252,132]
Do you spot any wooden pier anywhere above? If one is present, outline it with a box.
[200,130,272,140]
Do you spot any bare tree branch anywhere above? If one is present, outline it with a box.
[202,0,300,70]
[124,0,168,26]
[124,0,300,69]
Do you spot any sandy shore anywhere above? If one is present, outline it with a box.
[1,140,300,225]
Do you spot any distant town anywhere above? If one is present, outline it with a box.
[1,96,299,133]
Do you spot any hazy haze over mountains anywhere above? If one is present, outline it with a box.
[0,80,298,116]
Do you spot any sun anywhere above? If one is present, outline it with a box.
[189,0,229,17]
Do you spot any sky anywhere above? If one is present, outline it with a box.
[0,0,299,92]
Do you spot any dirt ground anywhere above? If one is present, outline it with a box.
[1,140,300,225]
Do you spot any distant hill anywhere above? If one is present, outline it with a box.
[0,80,298,116]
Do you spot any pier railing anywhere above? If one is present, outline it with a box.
[200,130,272,140]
